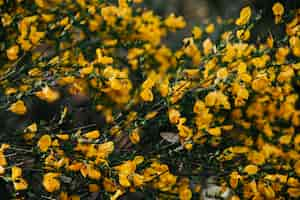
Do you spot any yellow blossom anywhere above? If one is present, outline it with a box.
[84,130,100,139]
[43,173,61,192]
[56,134,70,141]
[12,166,22,181]
[229,171,241,189]
[236,29,250,41]
[29,26,45,45]
[0,153,7,166]
[38,134,52,152]
[205,23,215,34]
[164,14,186,30]
[13,178,28,191]
[179,186,192,200]
[87,165,101,180]
[35,86,60,103]
[207,127,221,137]
[294,160,300,175]
[243,165,258,175]
[192,26,202,39]
[6,45,19,60]
[140,88,154,102]
[129,129,140,144]
[168,108,181,124]
[9,100,27,115]
[288,188,300,198]
[272,2,284,24]
[236,6,251,26]
[103,178,117,193]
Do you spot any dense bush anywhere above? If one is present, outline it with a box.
[0,0,300,199]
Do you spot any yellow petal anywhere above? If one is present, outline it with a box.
[38,135,52,152]
[9,100,27,115]
[35,86,60,103]
[43,173,60,193]
[13,178,28,191]
[84,130,100,139]
[243,165,258,175]
[11,166,22,181]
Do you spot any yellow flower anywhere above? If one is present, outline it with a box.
[229,171,240,189]
[193,100,206,114]
[216,68,228,79]
[205,23,215,34]
[294,134,300,151]
[294,160,300,175]
[41,14,55,22]
[236,29,250,41]
[203,38,213,55]
[133,173,144,187]
[0,166,5,174]
[80,65,94,76]
[110,189,124,200]
[179,186,192,200]
[248,151,265,165]
[263,185,275,199]
[205,91,217,107]
[192,26,202,39]
[145,111,158,120]
[1,13,12,27]
[35,86,60,103]
[25,123,38,132]
[279,134,292,145]
[103,178,117,193]
[133,156,144,165]
[56,134,70,141]
[43,173,61,193]
[69,195,80,200]
[87,165,101,180]
[12,166,22,181]
[83,130,100,139]
[207,127,221,137]
[129,129,140,144]
[119,173,131,187]
[38,134,52,152]
[230,196,240,200]
[164,14,186,30]
[140,88,154,102]
[243,165,258,175]
[133,0,143,3]
[236,6,251,26]
[9,100,27,115]
[5,87,17,95]
[0,152,7,166]
[251,77,269,92]
[29,26,45,45]
[6,45,19,60]
[177,122,193,138]
[272,2,284,16]
[184,143,193,151]
[288,188,300,198]
[288,177,300,187]
[168,108,181,124]
[97,141,114,159]
[13,178,28,191]
[154,172,177,191]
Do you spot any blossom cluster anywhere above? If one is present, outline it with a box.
[0,0,300,199]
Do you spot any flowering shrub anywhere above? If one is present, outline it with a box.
[0,0,300,199]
